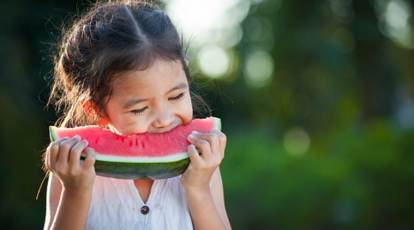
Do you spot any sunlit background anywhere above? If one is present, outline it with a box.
[1,0,414,229]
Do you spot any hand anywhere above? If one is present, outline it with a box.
[181,129,227,192]
[44,135,96,194]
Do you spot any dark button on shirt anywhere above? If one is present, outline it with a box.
[140,205,150,215]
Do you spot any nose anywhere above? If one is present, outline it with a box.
[152,109,175,129]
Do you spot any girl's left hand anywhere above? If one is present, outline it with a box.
[181,129,227,192]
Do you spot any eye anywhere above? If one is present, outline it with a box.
[130,107,148,115]
[169,92,184,101]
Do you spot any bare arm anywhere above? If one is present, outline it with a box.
[184,168,231,230]
[44,174,93,230]
[209,168,231,229]
[43,136,96,230]
[44,173,61,230]
[182,130,232,230]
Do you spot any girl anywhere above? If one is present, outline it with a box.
[43,1,231,229]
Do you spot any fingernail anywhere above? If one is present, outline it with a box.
[187,144,195,153]
[74,135,81,140]
[83,140,88,145]
[188,134,195,140]
[87,148,95,157]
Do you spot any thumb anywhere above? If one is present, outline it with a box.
[187,144,201,163]
[82,148,96,170]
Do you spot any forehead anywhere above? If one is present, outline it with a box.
[110,59,187,97]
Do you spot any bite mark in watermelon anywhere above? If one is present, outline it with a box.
[49,117,221,179]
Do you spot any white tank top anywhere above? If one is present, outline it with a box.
[86,175,194,230]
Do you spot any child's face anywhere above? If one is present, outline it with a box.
[104,58,193,135]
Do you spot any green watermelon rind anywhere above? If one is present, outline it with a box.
[49,126,58,143]
[91,157,190,179]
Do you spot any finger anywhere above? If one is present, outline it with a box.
[187,144,205,169]
[216,131,227,160]
[198,131,220,156]
[187,144,202,163]
[57,136,80,166]
[56,136,69,143]
[48,137,69,169]
[69,139,88,169]
[82,148,96,170]
[188,137,212,159]
[48,141,61,171]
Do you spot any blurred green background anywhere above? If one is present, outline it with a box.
[1,0,414,229]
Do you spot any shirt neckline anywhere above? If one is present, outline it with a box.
[128,179,161,206]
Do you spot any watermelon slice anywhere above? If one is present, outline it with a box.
[49,117,221,179]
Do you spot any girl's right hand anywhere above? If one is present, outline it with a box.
[45,135,96,194]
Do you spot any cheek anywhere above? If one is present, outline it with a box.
[116,115,150,134]
[104,105,144,133]
[180,94,193,121]
[121,113,152,132]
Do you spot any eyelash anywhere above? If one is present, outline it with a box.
[169,92,184,101]
[129,93,185,115]
[130,107,148,115]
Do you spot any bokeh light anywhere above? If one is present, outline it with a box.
[164,0,257,78]
[283,127,311,156]
[377,0,414,49]
[244,49,274,88]
[197,45,230,78]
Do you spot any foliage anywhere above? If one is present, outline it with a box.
[222,122,414,229]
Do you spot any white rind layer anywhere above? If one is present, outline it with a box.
[213,117,222,130]
[94,151,189,163]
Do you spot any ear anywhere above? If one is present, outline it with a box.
[82,100,96,118]
[82,99,109,126]
[82,99,99,120]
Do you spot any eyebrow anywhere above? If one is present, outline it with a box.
[122,82,188,109]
